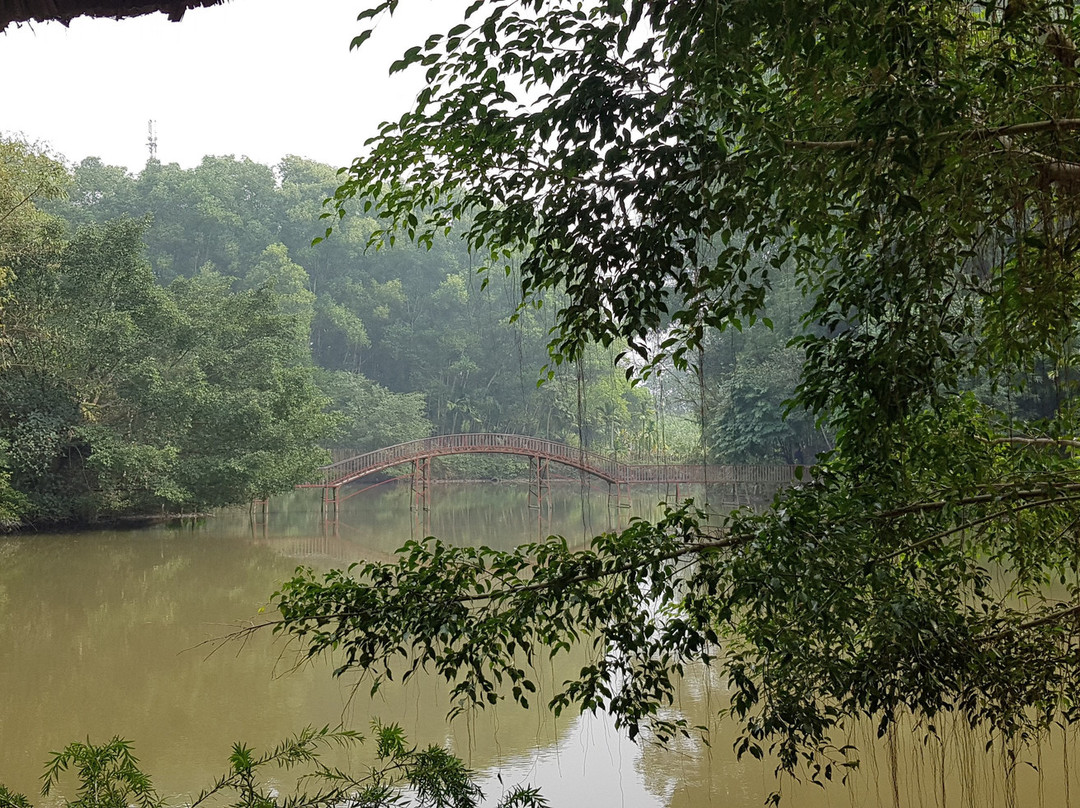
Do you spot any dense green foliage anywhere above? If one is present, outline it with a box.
[1,729,545,808]
[702,271,832,464]
[54,153,665,449]
[0,142,335,523]
[262,0,1080,798]
[2,136,736,525]
[4,219,331,519]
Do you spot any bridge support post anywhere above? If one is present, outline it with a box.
[528,456,549,512]
[608,481,631,511]
[411,458,431,514]
[410,457,431,537]
[322,485,339,519]
[321,512,339,538]
[250,498,269,522]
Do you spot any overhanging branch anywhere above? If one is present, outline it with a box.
[979,602,1080,643]
[786,118,1080,151]
[878,482,1080,519]
[991,436,1080,448]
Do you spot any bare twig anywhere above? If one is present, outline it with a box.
[0,184,43,225]
[877,493,1080,562]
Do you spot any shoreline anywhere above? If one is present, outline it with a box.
[3,511,215,535]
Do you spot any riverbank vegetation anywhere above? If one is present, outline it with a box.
[0,728,544,808]
[0,142,330,525]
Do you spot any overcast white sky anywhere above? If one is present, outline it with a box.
[0,0,464,173]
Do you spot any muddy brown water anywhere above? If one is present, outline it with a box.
[0,482,1075,807]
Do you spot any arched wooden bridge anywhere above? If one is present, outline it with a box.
[299,433,798,492]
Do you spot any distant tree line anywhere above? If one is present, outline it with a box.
[56,153,665,450]
[0,138,821,526]
[0,141,331,525]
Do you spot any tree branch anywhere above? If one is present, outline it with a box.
[991,436,1080,448]
[877,493,1080,562]
[0,183,44,225]
[454,532,745,604]
[786,118,1080,151]
[203,528,755,654]
[979,603,1080,643]
[878,482,1080,519]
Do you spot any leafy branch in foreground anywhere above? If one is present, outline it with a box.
[41,738,160,808]
[294,0,1080,799]
[0,787,30,808]
[13,728,544,808]
[271,397,1080,785]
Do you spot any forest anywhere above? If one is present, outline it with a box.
[0,137,822,528]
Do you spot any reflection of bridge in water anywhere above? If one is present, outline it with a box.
[246,526,381,564]
[297,433,799,518]
[245,519,400,564]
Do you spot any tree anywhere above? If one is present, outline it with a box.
[1,216,185,519]
[160,270,333,507]
[703,273,832,464]
[271,0,1080,797]
[0,139,68,263]
[318,368,433,452]
[60,157,138,230]
[0,138,70,524]
[128,156,281,282]
[242,243,316,329]
[0,143,335,521]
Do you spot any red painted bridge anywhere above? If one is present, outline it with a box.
[299,433,798,492]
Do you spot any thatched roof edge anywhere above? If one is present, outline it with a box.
[1,1,226,31]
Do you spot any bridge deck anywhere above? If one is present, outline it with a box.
[301,433,798,490]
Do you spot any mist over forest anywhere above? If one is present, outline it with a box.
[0,141,823,527]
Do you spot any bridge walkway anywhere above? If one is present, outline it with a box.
[299,433,797,491]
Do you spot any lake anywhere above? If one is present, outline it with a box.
[0,481,1074,807]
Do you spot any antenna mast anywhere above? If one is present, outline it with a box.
[146,120,158,162]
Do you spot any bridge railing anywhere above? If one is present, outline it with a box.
[617,464,798,484]
[320,434,623,486]
[313,434,799,489]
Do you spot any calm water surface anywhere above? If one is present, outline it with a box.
[0,481,1075,807]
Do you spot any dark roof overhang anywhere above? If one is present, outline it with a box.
[1,1,226,32]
